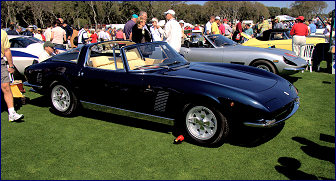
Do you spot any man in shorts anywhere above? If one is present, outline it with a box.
[1,30,24,122]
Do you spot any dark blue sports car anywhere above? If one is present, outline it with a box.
[24,40,299,146]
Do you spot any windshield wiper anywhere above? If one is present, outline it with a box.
[164,61,181,66]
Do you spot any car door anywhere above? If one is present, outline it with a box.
[181,39,223,63]
[77,44,145,111]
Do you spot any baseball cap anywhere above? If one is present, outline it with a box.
[151,18,158,23]
[132,14,138,19]
[296,16,304,21]
[43,41,55,49]
[223,19,228,22]
[179,20,185,24]
[215,16,221,20]
[164,9,175,15]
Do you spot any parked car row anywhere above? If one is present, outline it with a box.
[181,34,308,75]
[23,40,300,146]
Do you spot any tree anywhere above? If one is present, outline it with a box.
[281,8,291,15]
[268,7,281,18]
[290,1,327,19]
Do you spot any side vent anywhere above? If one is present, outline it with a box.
[154,91,169,112]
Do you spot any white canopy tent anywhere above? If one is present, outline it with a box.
[276,15,296,21]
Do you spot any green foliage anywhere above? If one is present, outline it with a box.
[0,1,332,28]
[268,7,282,18]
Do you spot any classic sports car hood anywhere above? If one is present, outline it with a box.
[163,62,297,112]
[168,62,278,93]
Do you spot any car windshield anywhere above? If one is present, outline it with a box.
[206,34,237,47]
[9,37,43,48]
[123,42,188,70]
[48,47,80,63]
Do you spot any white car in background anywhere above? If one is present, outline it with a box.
[8,35,44,75]
[8,35,67,76]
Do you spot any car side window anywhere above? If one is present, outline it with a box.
[49,48,80,63]
[87,44,125,71]
[9,39,24,48]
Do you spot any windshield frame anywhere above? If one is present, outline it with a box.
[121,41,189,72]
[205,34,237,48]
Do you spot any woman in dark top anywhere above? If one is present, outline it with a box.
[130,17,151,43]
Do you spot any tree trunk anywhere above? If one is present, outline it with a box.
[90,1,98,28]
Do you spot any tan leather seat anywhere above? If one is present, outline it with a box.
[90,56,116,70]
[125,51,146,70]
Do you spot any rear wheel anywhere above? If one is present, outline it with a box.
[182,104,229,146]
[252,60,277,74]
[50,83,78,116]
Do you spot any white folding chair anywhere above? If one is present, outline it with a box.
[301,44,315,72]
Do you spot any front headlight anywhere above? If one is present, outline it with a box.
[283,56,297,66]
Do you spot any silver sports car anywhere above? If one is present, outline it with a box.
[180,34,308,75]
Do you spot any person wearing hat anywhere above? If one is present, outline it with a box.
[179,20,187,43]
[38,41,57,62]
[34,28,45,41]
[223,19,232,38]
[22,25,34,36]
[290,16,308,57]
[274,17,284,29]
[124,14,138,40]
[162,9,182,52]
[150,18,163,41]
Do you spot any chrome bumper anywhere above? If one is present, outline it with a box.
[23,81,43,89]
[281,67,306,75]
[243,100,300,128]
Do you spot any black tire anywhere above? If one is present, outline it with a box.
[251,60,277,74]
[181,104,230,147]
[50,82,78,116]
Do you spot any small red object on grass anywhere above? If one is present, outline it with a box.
[174,135,184,144]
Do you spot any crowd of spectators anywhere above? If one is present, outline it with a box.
[3,11,334,55]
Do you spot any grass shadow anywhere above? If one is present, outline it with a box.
[282,75,302,84]
[228,123,285,148]
[275,157,319,180]
[79,108,174,134]
[292,136,335,164]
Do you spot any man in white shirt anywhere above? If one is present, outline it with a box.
[38,41,56,62]
[205,16,215,35]
[162,9,182,52]
[78,26,89,47]
[223,19,233,38]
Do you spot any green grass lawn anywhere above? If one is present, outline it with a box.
[1,71,335,180]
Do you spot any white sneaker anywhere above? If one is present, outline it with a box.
[9,112,24,122]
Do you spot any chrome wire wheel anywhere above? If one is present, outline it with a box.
[186,106,218,140]
[256,64,271,72]
[51,85,71,112]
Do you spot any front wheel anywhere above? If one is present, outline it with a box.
[182,105,230,146]
[251,60,277,74]
[50,83,78,116]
